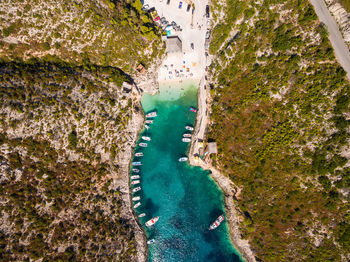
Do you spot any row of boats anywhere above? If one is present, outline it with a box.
[178,125,194,162]
[132,111,159,245]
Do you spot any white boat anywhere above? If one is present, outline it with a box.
[132,161,142,166]
[147,239,155,244]
[131,180,140,185]
[134,202,141,208]
[135,152,144,157]
[185,126,194,131]
[145,124,150,130]
[142,136,151,141]
[131,175,140,180]
[132,196,140,201]
[182,138,191,143]
[132,168,140,173]
[145,120,153,124]
[183,134,192,138]
[146,111,157,118]
[209,215,224,230]
[179,157,188,162]
[145,216,159,227]
[139,143,148,147]
[132,187,141,192]
[138,213,146,218]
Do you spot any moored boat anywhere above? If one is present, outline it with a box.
[142,136,151,141]
[145,120,153,124]
[132,168,140,173]
[145,124,150,130]
[190,107,197,112]
[132,187,141,192]
[134,202,141,208]
[147,239,155,244]
[132,161,142,166]
[209,215,224,230]
[132,196,140,201]
[131,175,140,180]
[138,213,146,218]
[183,134,192,138]
[182,138,191,143]
[185,126,194,131]
[139,143,148,147]
[131,180,140,185]
[145,216,159,227]
[146,111,157,118]
[178,157,188,162]
[135,152,144,157]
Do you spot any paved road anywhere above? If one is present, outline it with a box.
[310,0,350,79]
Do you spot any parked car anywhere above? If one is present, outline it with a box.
[167,0,170,4]
[186,4,191,12]
[179,1,182,8]
[171,21,177,26]
[206,5,210,18]
[205,30,210,39]
[141,4,149,11]
[191,43,194,49]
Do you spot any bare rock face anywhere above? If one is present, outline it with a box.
[325,0,350,45]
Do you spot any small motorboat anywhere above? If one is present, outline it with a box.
[183,134,192,138]
[139,143,148,147]
[134,202,141,208]
[142,136,151,141]
[179,157,188,162]
[131,175,140,180]
[135,152,144,157]
[145,124,150,130]
[147,239,155,244]
[182,138,191,143]
[132,187,141,192]
[131,180,140,185]
[185,126,194,131]
[209,215,224,230]
[145,216,159,227]
[132,168,140,173]
[146,111,157,118]
[132,196,140,201]
[132,161,142,166]
[145,120,153,124]
[138,213,146,218]
[190,107,197,112]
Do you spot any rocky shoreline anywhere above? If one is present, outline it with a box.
[188,80,257,262]
[120,62,161,262]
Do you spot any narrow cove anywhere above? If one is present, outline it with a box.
[131,81,244,262]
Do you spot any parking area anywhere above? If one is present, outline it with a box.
[142,0,209,81]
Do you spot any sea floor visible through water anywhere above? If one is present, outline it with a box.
[131,81,244,262]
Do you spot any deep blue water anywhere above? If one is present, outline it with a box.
[131,82,243,262]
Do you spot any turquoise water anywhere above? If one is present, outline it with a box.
[131,82,243,262]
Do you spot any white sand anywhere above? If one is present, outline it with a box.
[143,0,209,82]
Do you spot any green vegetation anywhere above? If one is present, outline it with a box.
[209,0,350,261]
[340,0,350,13]
[0,0,164,72]
[0,60,137,260]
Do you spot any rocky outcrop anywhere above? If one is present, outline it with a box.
[325,0,350,47]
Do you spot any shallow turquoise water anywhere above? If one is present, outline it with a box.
[131,82,243,262]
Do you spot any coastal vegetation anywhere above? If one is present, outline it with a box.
[208,0,350,261]
[0,59,139,260]
[0,0,165,259]
[0,0,164,71]
[340,0,350,12]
